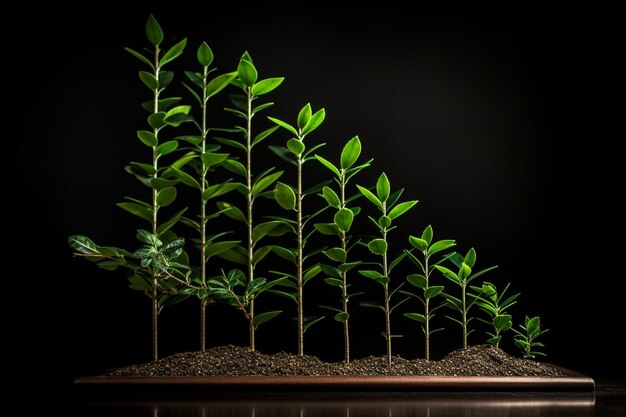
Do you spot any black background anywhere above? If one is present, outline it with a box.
[8,6,622,394]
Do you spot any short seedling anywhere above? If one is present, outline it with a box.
[513,315,549,358]
[470,282,519,348]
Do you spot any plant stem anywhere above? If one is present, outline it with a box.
[246,87,255,351]
[462,283,467,349]
[382,204,391,367]
[424,253,430,360]
[150,45,161,362]
[200,64,208,353]
[297,154,304,356]
[340,174,349,363]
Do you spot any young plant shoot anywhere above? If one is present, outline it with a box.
[513,316,549,358]
[436,248,498,349]
[401,225,456,360]
[357,173,418,366]
[470,282,519,348]
[215,52,285,351]
[267,103,327,356]
[168,41,239,351]
[315,136,371,363]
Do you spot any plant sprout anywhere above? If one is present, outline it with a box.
[436,248,498,349]
[315,136,371,363]
[401,225,456,360]
[470,282,519,348]
[513,315,549,358]
[357,173,418,366]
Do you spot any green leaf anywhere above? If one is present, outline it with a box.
[464,248,477,268]
[421,225,433,245]
[197,41,213,67]
[160,38,187,67]
[272,245,296,263]
[407,274,427,288]
[404,313,426,324]
[388,200,418,220]
[252,310,281,328]
[252,77,284,95]
[157,207,187,235]
[253,245,273,265]
[252,221,280,242]
[151,177,177,191]
[170,167,200,189]
[146,15,163,47]
[323,247,347,263]
[359,270,383,279]
[459,263,472,281]
[334,208,354,232]
[321,186,340,209]
[360,301,384,311]
[216,202,247,223]
[286,138,305,155]
[315,155,341,177]
[428,239,456,255]
[222,159,247,177]
[292,104,310,131]
[159,71,174,89]
[376,173,390,202]
[425,286,444,299]
[156,140,178,157]
[253,171,283,196]
[302,108,325,135]
[156,187,176,207]
[252,126,279,147]
[137,130,157,147]
[303,316,325,333]
[206,72,237,98]
[303,264,322,283]
[124,47,153,68]
[324,277,343,287]
[314,223,340,236]
[434,265,461,284]
[378,216,391,229]
[68,235,99,255]
[338,262,360,273]
[201,152,229,168]
[218,247,248,265]
[368,238,388,255]
[206,241,240,258]
[237,58,257,87]
[320,264,342,279]
[117,202,151,222]
[274,182,296,210]
[356,185,382,209]
[139,71,158,90]
[340,136,362,169]
[527,316,541,334]
[148,112,166,129]
[494,315,512,332]
[268,116,298,136]
[409,236,428,251]
[335,312,350,322]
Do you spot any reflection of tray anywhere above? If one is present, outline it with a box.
[74,365,594,392]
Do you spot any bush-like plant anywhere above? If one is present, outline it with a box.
[401,225,456,360]
[357,173,418,366]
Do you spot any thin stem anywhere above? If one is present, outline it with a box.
[246,88,255,351]
[200,64,208,352]
[424,253,430,360]
[297,154,304,356]
[462,283,467,349]
[382,204,391,367]
[340,172,349,363]
[150,45,161,362]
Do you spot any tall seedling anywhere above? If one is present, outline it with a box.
[169,42,238,351]
[315,137,371,363]
[436,248,498,348]
[215,53,285,351]
[70,15,190,361]
[357,173,418,366]
[401,225,456,360]
[267,103,327,356]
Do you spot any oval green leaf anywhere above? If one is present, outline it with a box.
[146,15,163,47]
[286,138,305,155]
[323,247,347,263]
[137,130,157,147]
[340,136,362,169]
[156,187,176,207]
[274,182,296,210]
[409,236,428,251]
[156,140,178,157]
[237,58,257,87]
[197,41,213,67]
[376,173,390,202]
[322,186,340,209]
[368,238,388,255]
[252,77,284,96]
[334,208,354,232]
[297,103,312,130]
[388,200,418,220]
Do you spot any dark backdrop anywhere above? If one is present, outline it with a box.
[7,7,621,393]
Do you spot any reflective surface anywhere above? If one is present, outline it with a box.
[29,382,626,417]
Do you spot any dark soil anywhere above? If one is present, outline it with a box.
[111,345,565,377]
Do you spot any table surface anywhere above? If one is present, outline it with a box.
[22,380,626,417]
